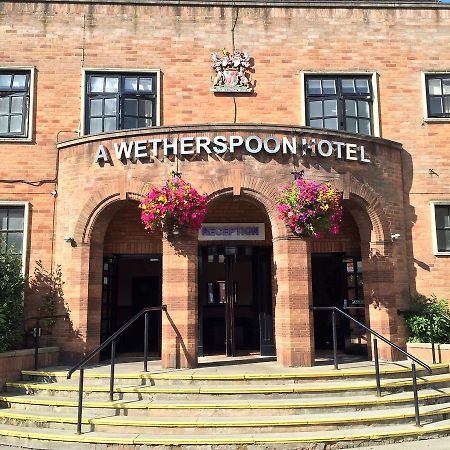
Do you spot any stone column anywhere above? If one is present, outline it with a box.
[273,236,314,366]
[161,230,198,368]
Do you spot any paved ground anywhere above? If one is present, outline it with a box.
[359,435,450,449]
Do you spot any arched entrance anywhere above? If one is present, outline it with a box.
[89,199,163,357]
[198,194,275,357]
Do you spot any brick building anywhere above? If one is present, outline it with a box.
[0,0,449,368]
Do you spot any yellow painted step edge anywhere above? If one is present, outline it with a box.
[7,374,450,394]
[2,389,448,409]
[21,363,448,380]
[0,406,449,427]
[0,422,450,445]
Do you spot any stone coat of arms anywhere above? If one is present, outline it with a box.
[211,49,253,93]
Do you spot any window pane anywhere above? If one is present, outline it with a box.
[140,99,152,117]
[443,79,450,95]
[309,101,323,118]
[0,116,8,133]
[90,98,103,116]
[8,209,24,230]
[139,78,153,92]
[435,206,450,228]
[324,117,338,130]
[90,76,104,93]
[358,100,370,118]
[0,210,7,230]
[0,96,9,114]
[12,75,27,89]
[346,118,358,133]
[444,97,450,115]
[437,230,450,252]
[428,78,442,95]
[322,79,336,95]
[124,98,138,116]
[7,232,23,254]
[124,77,138,92]
[307,79,322,95]
[90,117,103,134]
[355,79,369,94]
[104,98,117,116]
[103,117,117,132]
[0,75,12,89]
[323,99,337,116]
[309,119,323,128]
[358,119,371,135]
[345,100,357,117]
[123,116,138,129]
[429,97,443,115]
[104,77,119,93]
[9,115,22,133]
[341,79,355,93]
[11,96,23,114]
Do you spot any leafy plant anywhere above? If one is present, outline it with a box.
[0,237,25,352]
[405,294,450,344]
[275,178,343,238]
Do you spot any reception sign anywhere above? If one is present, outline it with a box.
[198,223,265,241]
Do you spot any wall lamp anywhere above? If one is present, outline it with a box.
[64,236,76,246]
[391,233,401,241]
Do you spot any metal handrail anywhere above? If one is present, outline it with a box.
[67,305,167,434]
[312,306,432,426]
[24,314,69,370]
[399,309,450,365]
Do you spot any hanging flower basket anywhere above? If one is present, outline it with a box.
[276,178,343,239]
[139,174,208,234]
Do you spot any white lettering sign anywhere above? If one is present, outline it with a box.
[95,134,371,164]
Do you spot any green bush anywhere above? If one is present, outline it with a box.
[405,294,450,344]
[0,238,25,352]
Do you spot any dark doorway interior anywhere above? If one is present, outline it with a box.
[312,253,366,355]
[101,254,162,358]
[198,246,274,357]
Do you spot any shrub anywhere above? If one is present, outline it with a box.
[0,238,25,352]
[405,294,450,344]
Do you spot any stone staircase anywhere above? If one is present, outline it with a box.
[1,357,450,449]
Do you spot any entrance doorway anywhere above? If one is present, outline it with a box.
[312,253,366,355]
[198,246,274,357]
[101,254,162,357]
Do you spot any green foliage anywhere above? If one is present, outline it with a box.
[0,237,25,352]
[405,294,450,344]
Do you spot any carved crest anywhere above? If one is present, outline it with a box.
[211,49,253,93]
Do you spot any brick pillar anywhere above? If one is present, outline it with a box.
[273,236,314,367]
[161,230,198,369]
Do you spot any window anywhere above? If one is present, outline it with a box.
[305,75,373,136]
[425,74,450,118]
[434,204,450,253]
[85,72,157,135]
[0,206,25,257]
[0,71,31,138]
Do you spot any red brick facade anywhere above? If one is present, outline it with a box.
[0,1,449,366]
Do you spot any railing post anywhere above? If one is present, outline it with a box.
[77,368,84,434]
[110,340,116,402]
[373,338,381,397]
[332,309,338,370]
[411,362,421,427]
[144,312,149,372]
[429,313,436,365]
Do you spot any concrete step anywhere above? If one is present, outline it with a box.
[0,402,449,434]
[1,418,450,449]
[21,362,448,385]
[1,388,450,416]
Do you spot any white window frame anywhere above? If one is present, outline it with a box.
[80,68,161,136]
[430,201,450,256]
[0,201,30,274]
[422,71,450,123]
[0,66,36,142]
[300,71,380,138]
